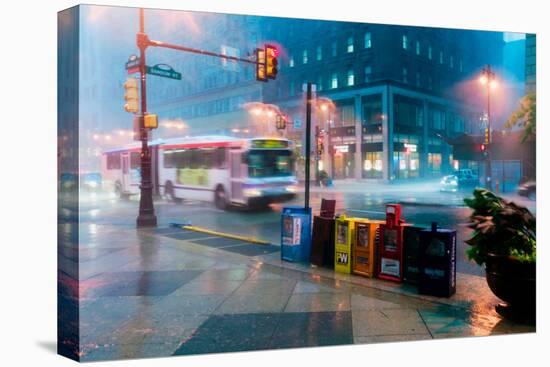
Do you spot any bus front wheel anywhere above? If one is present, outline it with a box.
[214,185,227,210]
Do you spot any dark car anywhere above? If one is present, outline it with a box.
[440,169,479,192]
[517,181,536,200]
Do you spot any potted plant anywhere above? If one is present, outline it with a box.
[464,188,536,324]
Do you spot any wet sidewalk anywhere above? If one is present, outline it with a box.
[60,224,534,361]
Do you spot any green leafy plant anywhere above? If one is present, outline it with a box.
[464,188,536,266]
[505,92,536,143]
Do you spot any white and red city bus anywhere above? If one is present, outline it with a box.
[101,136,298,209]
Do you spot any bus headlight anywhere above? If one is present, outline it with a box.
[243,188,262,197]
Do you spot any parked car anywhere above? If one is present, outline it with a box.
[440,169,479,192]
[517,180,536,200]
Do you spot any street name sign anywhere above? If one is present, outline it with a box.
[125,55,140,74]
[146,64,182,80]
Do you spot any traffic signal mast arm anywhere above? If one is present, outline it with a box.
[141,34,259,65]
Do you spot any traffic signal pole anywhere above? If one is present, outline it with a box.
[305,82,312,210]
[136,8,157,227]
[131,8,276,228]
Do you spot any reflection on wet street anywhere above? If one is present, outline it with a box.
[58,204,535,361]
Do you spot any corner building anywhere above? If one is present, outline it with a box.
[261,19,504,181]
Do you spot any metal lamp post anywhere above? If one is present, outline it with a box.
[136,8,157,227]
[479,65,497,190]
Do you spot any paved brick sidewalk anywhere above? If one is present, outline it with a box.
[59,224,534,361]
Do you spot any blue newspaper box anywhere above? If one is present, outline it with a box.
[281,206,312,263]
[418,222,457,297]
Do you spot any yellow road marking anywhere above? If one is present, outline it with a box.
[178,225,271,246]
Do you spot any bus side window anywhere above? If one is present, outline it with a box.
[215,148,226,169]
[107,152,121,170]
[130,152,140,169]
[163,150,174,168]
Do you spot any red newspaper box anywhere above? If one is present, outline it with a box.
[377,204,405,282]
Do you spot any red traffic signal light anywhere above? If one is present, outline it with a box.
[275,114,287,130]
[266,45,278,80]
[480,144,486,152]
[255,48,267,82]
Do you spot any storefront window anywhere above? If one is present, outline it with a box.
[428,153,442,176]
[363,151,383,178]
[393,151,420,179]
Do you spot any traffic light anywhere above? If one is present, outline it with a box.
[144,114,158,129]
[124,77,139,113]
[265,45,278,79]
[484,127,490,145]
[256,48,267,82]
[480,144,486,152]
[275,114,287,130]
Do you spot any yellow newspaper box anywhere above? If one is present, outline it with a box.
[335,216,353,274]
[353,219,384,277]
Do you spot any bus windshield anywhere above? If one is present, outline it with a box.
[247,149,294,178]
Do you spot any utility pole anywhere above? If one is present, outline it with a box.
[305,82,312,210]
[136,8,157,227]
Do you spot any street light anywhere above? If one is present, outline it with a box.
[315,97,336,184]
[479,65,497,190]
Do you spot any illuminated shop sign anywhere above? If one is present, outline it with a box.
[334,145,349,153]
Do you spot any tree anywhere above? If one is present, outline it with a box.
[505,92,536,142]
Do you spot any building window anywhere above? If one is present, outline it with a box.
[416,72,421,87]
[394,96,423,127]
[416,41,420,55]
[428,45,432,60]
[347,37,354,53]
[339,104,355,126]
[402,35,408,50]
[364,32,372,48]
[289,55,294,68]
[439,51,444,64]
[364,66,372,83]
[289,81,295,96]
[402,67,408,83]
[363,151,383,178]
[347,70,355,86]
[393,151,420,179]
[331,73,338,89]
[362,94,382,125]
[317,76,323,91]
[428,153,442,176]
[429,108,445,129]
[331,41,337,57]
[303,49,308,64]
[316,46,322,61]
[450,56,454,68]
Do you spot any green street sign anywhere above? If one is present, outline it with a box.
[146,64,182,80]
